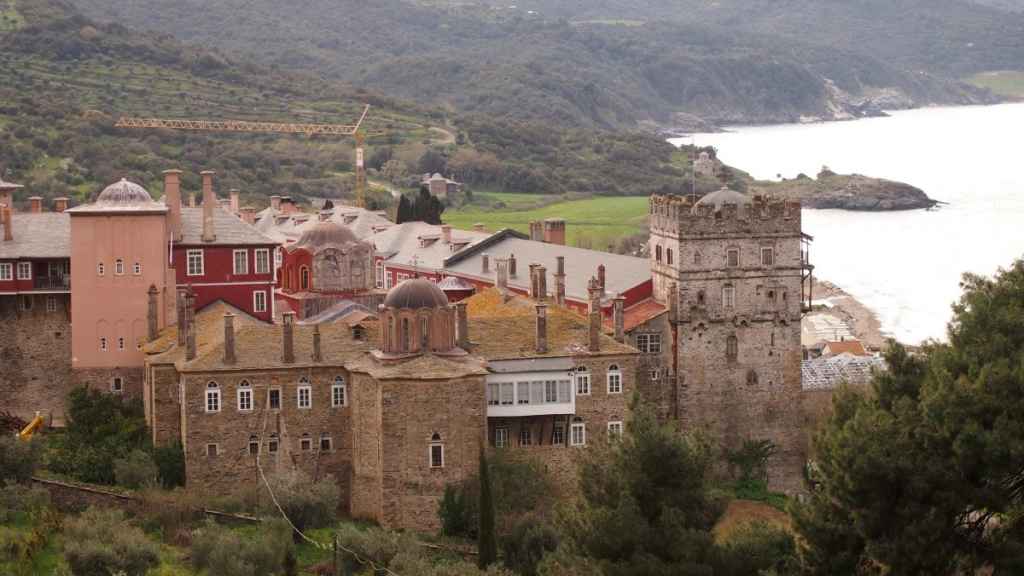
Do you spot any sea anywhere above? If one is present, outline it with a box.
[670,102,1024,345]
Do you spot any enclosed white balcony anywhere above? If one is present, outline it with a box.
[485,358,575,418]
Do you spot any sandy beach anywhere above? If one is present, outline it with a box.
[804,277,890,350]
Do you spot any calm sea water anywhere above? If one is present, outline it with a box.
[670,103,1024,344]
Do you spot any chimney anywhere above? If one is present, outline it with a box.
[185,289,197,361]
[668,282,679,323]
[555,256,566,306]
[588,306,601,353]
[53,197,69,213]
[282,312,295,364]
[535,303,548,354]
[613,295,625,343]
[147,285,160,342]
[280,196,296,214]
[229,189,240,214]
[495,258,509,294]
[240,206,256,225]
[270,195,282,211]
[473,223,485,233]
[312,323,323,363]
[536,265,547,302]
[176,289,187,346]
[508,253,517,278]
[482,253,490,274]
[456,301,469,349]
[162,169,183,242]
[2,207,12,242]
[543,218,566,245]
[441,224,452,244]
[223,313,236,365]
[29,196,42,213]
[597,264,606,295]
[528,264,539,298]
[201,170,216,243]
[529,220,542,241]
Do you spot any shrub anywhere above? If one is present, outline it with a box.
[137,487,206,544]
[0,482,51,524]
[335,524,515,576]
[439,483,473,538]
[263,470,339,536]
[190,518,294,576]
[500,517,559,576]
[712,521,798,576]
[0,436,41,483]
[114,449,158,489]
[153,440,185,488]
[63,507,160,576]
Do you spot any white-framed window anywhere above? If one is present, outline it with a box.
[206,444,218,457]
[114,259,125,276]
[722,285,736,309]
[111,376,124,393]
[519,427,532,446]
[608,421,624,438]
[248,435,259,456]
[761,247,774,267]
[375,261,384,289]
[253,290,267,313]
[429,433,444,468]
[99,337,108,351]
[570,418,586,446]
[517,381,530,404]
[636,333,662,354]
[16,262,31,280]
[117,337,125,351]
[238,380,253,411]
[331,376,347,407]
[255,249,271,274]
[500,382,514,406]
[269,388,281,410]
[133,262,141,275]
[46,295,57,313]
[495,426,509,448]
[486,382,499,406]
[575,368,591,395]
[300,435,312,451]
[233,249,249,275]
[0,263,11,281]
[297,378,312,409]
[553,417,566,445]
[320,433,332,451]
[186,249,204,276]
[96,262,105,276]
[385,267,394,289]
[274,247,283,269]
[727,248,740,268]
[607,365,622,394]
[205,382,221,413]
[268,434,279,453]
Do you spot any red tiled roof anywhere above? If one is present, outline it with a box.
[604,298,667,333]
[823,340,869,357]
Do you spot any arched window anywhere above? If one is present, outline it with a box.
[570,417,586,446]
[133,262,142,275]
[420,315,429,349]
[331,376,347,407]
[694,251,702,265]
[115,259,125,276]
[268,433,279,453]
[97,262,105,276]
[746,369,759,386]
[726,335,738,361]
[655,245,663,262]
[575,367,591,396]
[697,290,706,306]
[248,435,259,456]
[429,433,444,468]
[666,249,674,266]
[401,318,411,352]
[607,364,622,394]
[300,266,310,290]
[205,381,221,413]
[320,432,332,451]
[237,380,252,411]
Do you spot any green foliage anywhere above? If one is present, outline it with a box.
[47,386,149,485]
[0,482,50,524]
[63,507,160,576]
[478,446,498,569]
[500,517,559,576]
[190,518,294,576]
[0,436,40,483]
[335,523,515,576]
[137,487,206,545]
[153,440,186,489]
[114,448,158,489]
[711,522,798,576]
[794,259,1024,573]
[396,186,446,224]
[263,470,339,536]
[439,483,473,539]
[725,439,778,484]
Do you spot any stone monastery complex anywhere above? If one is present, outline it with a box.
[1,169,820,531]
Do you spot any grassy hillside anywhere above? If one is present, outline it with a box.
[966,71,1024,97]
[68,0,996,130]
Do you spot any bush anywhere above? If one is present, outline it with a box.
[712,521,798,576]
[263,470,339,536]
[137,487,206,544]
[190,518,294,576]
[63,507,160,576]
[0,436,41,483]
[335,524,515,576]
[114,449,158,489]
[439,484,473,538]
[500,517,559,576]
[0,482,51,524]
[153,440,186,488]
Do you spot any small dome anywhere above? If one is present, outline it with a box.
[295,221,358,248]
[384,278,449,309]
[95,178,155,206]
[692,186,750,213]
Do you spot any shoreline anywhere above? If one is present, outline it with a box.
[807,277,890,351]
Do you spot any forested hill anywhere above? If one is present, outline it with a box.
[67,0,996,131]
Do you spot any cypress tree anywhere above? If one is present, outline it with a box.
[478,445,497,568]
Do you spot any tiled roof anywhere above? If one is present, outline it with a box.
[604,298,668,333]
[371,221,492,271]
[445,236,651,304]
[179,207,276,246]
[822,340,869,357]
[256,204,392,244]
[144,300,257,359]
[346,352,488,381]
[464,288,637,360]
[0,213,71,259]
[802,353,885,391]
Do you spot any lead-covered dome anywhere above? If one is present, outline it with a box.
[692,186,750,213]
[384,278,449,309]
[95,178,155,206]
[295,221,359,249]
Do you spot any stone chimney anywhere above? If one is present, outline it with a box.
[495,258,509,294]
[529,220,542,241]
[528,264,539,299]
[201,170,217,243]
[473,223,485,233]
[555,256,566,306]
[229,189,240,214]
[536,265,547,302]
[185,289,197,361]
[270,195,282,211]
[2,207,12,242]
[613,295,625,343]
[588,276,602,353]
[535,303,548,354]
[28,196,42,213]
[176,289,187,346]
[223,313,236,365]
[482,253,490,274]
[543,218,566,245]
[53,197,69,213]
[147,285,160,342]
[240,206,257,225]
[312,323,322,363]
[597,264,606,296]
[508,253,517,278]
[280,196,297,214]
[441,224,452,244]
[282,312,295,364]
[456,301,469,349]
[162,170,183,242]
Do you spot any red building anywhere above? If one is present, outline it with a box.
[0,198,71,309]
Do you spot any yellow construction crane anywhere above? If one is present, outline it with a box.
[115,105,375,208]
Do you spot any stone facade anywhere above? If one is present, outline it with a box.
[0,294,74,423]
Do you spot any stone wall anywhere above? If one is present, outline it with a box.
[626,314,676,420]
[0,294,74,424]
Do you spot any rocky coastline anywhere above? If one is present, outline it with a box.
[751,170,940,211]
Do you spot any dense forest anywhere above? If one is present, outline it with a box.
[68,0,1003,131]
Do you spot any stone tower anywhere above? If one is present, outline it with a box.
[649,187,808,492]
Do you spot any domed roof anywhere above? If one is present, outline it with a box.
[383,278,449,309]
[295,221,359,249]
[692,186,750,213]
[95,178,155,206]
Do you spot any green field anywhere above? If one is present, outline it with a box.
[445,192,650,250]
[0,1,24,32]
[966,70,1024,98]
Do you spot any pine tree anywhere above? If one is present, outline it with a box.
[477,445,497,568]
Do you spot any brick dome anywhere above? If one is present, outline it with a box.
[383,278,449,310]
[295,221,359,249]
[95,178,155,206]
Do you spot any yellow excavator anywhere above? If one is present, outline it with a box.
[18,411,45,441]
